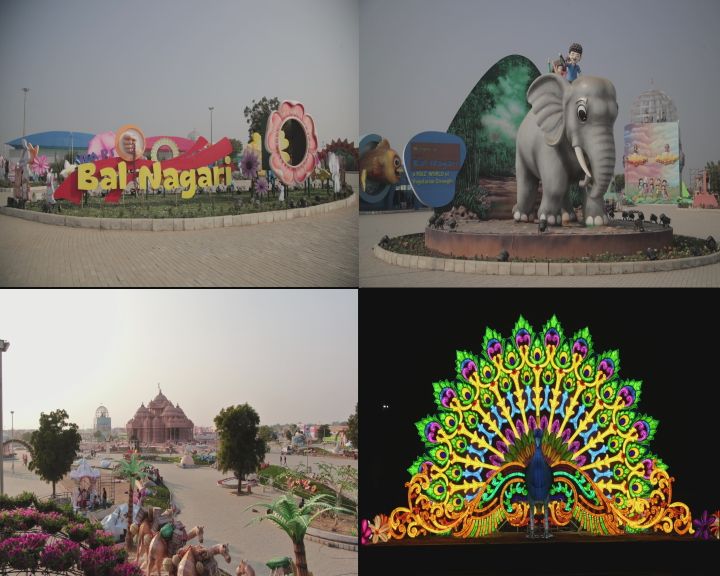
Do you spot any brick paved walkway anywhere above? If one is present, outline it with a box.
[0,206,358,286]
[360,205,720,286]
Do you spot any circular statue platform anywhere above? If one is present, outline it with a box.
[425,219,673,260]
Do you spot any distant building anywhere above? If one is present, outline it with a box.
[94,406,111,439]
[126,387,194,444]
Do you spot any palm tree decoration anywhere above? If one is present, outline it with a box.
[116,453,150,550]
[246,494,352,576]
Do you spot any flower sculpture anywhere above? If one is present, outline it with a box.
[240,149,260,180]
[31,154,49,176]
[693,510,713,540]
[265,100,318,186]
[255,176,269,198]
[710,510,720,540]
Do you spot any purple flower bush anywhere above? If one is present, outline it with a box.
[0,532,49,570]
[112,562,144,576]
[37,511,67,533]
[87,529,117,549]
[12,507,38,530]
[80,545,127,576]
[66,521,92,542]
[40,539,81,572]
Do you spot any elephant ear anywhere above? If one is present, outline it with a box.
[527,74,568,147]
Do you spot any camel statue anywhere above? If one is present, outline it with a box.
[165,543,231,576]
[236,560,256,576]
[145,526,204,576]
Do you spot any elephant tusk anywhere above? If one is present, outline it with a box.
[574,146,592,179]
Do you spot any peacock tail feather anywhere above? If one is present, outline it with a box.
[365,316,693,543]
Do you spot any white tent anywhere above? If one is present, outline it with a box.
[70,458,101,480]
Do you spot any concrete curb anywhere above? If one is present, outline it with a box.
[373,243,720,275]
[306,526,358,552]
[0,192,357,232]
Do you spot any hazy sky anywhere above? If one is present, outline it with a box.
[0,290,357,431]
[360,0,720,180]
[0,0,358,151]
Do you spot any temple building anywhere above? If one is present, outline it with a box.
[126,388,194,444]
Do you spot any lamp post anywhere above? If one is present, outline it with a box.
[22,88,30,138]
[209,107,214,145]
[10,411,13,473]
[0,338,10,496]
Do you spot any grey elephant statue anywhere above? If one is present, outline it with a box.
[514,74,618,226]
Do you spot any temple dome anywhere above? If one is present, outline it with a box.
[630,88,678,124]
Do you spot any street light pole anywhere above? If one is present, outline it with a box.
[0,338,10,496]
[208,107,214,145]
[22,88,30,138]
[10,411,13,473]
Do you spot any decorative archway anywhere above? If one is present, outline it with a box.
[2,438,34,458]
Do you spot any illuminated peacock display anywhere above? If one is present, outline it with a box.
[362,316,693,544]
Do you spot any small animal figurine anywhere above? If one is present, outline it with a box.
[659,214,671,227]
[360,138,403,191]
[650,214,658,224]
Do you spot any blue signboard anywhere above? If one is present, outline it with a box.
[403,132,466,208]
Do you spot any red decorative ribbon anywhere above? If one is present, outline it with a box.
[55,137,233,204]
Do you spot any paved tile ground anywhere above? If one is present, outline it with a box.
[360,205,720,286]
[0,205,358,287]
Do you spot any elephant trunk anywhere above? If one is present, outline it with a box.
[583,133,615,200]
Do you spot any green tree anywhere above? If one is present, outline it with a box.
[346,403,358,450]
[93,430,104,441]
[28,410,81,498]
[258,425,276,445]
[229,138,244,159]
[706,161,719,195]
[214,404,268,495]
[116,453,150,549]
[284,429,292,441]
[21,431,34,443]
[317,424,331,441]
[613,173,625,193]
[243,97,279,168]
[247,494,352,576]
[315,463,358,528]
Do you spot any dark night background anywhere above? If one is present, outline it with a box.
[360,289,719,574]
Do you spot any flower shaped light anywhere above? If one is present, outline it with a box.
[255,176,269,198]
[31,155,49,176]
[265,101,318,186]
[240,149,260,179]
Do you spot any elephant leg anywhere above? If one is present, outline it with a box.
[538,187,564,226]
[514,161,538,222]
[584,189,609,226]
[562,194,577,224]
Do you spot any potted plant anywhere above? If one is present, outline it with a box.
[38,511,67,533]
[66,521,92,542]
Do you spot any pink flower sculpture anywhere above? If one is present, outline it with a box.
[87,131,117,159]
[265,101,318,186]
[31,154,49,176]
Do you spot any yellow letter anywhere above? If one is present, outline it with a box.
[163,168,179,190]
[139,162,162,191]
[224,157,232,185]
[197,167,212,188]
[99,167,118,190]
[213,165,223,184]
[180,169,197,199]
[77,163,98,191]
[118,161,127,190]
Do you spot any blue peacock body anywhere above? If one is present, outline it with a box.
[363,316,693,543]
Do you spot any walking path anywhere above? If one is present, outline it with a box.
[360,205,720,286]
[0,202,357,287]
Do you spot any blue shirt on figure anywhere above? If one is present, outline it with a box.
[566,63,581,82]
